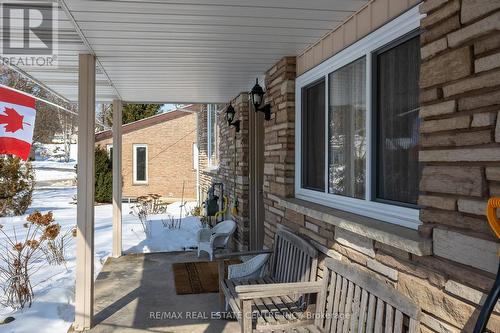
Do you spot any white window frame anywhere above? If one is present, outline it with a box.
[207,104,219,168]
[295,6,423,230]
[133,144,148,184]
[106,144,113,157]
[193,141,198,170]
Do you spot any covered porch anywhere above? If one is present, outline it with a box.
[71,251,239,333]
[8,0,374,330]
[4,0,500,332]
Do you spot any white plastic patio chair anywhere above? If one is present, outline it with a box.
[197,220,236,261]
[224,253,271,311]
[227,253,270,280]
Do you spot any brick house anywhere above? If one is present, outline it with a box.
[95,105,199,200]
[195,1,500,331]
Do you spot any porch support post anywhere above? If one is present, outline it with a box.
[112,99,122,258]
[74,54,96,331]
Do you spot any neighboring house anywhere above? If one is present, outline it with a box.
[95,105,199,200]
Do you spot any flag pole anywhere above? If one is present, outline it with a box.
[0,84,78,116]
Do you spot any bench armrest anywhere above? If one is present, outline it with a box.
[214,249,273,259]
[235,281,323,300]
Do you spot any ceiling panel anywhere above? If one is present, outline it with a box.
[7,1,116,103]
[8,0,368,103]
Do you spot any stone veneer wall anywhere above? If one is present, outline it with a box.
[419,0,500,252]
[197,95,251,250]
[261,57,298,247]
[259,2,500,332]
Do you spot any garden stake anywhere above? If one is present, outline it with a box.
[178,180,186,229]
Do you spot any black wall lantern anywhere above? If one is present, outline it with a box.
[250,78,271,120]
[225,102,240,132]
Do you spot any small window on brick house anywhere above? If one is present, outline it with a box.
[133,144,148,184]
[193,142,198,170]
[295,19,421,229]
[106,144,113,158]
[207,104,219,168]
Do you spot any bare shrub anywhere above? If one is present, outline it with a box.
[190,205,202,217]
[0,211,66,309]
[145,193,168,214]
[130,196,152,236]
[0,157,35,217]
[162,214,181,229]
[129,194,170,236]
[42,226,76,266]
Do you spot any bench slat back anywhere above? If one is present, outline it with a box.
[316,258,420,333]
[269,225,318,283]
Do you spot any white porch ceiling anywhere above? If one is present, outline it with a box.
[13,0,368,103]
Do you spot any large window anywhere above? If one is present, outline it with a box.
[295,8,421,229]
[207,104,219,168]
[133,144,148,184]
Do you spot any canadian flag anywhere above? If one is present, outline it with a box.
[0,87,37,161]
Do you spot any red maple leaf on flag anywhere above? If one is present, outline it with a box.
[0,107,26,133]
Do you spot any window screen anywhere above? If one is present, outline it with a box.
[328,57,366,199]
[375,36,420,205]
[301,79,325,191]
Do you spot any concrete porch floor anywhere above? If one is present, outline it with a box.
[74,251,240,333]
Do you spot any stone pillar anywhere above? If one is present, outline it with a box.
[262,56,297,247]
[226,93,250,250]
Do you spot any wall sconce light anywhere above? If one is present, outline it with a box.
[225,102,240,132]
[250,78,271,120]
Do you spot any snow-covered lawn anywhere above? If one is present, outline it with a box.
[32,144,78,168]
[123,201,200,254]
[32,143,78,185]
[31,160,76,170]
[0,187,201,332]
[33,168,76,182]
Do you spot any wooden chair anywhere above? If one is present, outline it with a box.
[233,257,421,332]
[217,225,319,332]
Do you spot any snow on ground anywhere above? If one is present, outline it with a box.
[32,143,78,183]
[33,168,76,182]
[31,160,76,170]
[32,144,77,168]
[123,201,200,254]
[0,169,201,332]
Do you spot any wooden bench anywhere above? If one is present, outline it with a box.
[234,257,421,332]
[218,225,319,332]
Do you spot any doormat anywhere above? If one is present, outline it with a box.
[172,259,240,295]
